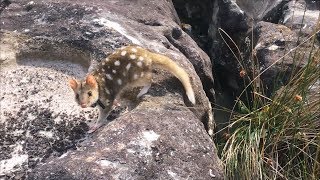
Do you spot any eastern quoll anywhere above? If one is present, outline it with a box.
[69,45,195,133]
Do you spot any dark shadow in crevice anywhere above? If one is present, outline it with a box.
[0,0,11,14]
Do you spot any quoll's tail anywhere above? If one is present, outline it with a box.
[149,52,196,104]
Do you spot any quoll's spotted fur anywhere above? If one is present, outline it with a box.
[69,45,195,133]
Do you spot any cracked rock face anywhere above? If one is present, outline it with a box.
[208,0,319,96]
[28,110,223,180]
[0,0,222,179]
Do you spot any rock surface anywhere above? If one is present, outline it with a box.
[0,0,222,179]
[28,109,223,180]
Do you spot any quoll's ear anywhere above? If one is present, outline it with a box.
[69,78,78,91]
[86,75,97,88]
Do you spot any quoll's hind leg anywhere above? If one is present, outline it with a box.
[137,84,151,98]
[131,72,152,98]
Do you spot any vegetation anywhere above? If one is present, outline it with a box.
[215,13,320,180]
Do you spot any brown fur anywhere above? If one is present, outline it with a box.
[69,45,195,133]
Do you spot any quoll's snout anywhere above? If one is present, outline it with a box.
[81,103,87,108]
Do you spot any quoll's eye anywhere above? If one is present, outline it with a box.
[76,94,79,100]
[88,91,92,97]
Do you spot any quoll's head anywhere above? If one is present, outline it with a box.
[69,75,99,108]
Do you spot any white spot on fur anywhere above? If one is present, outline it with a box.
[131,48,137,53]
[102,69,105,72]
[114,61,120,66]
[133,74,139,80]
[102,61,105,65]
[105,58,109,62]
[121,51,127,56]
[106,74,113,80]
[117,79,122,85]
[129,54,136,60]
[137,61,142,67]
[140,72,144,77]
[112,69,116,74]
[138,56,144,61]
[126,63,131,70]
